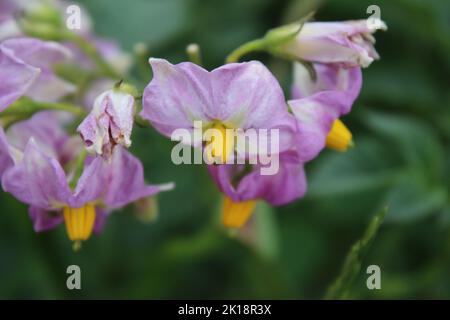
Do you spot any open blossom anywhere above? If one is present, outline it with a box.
[141,58,297,162]
[77,89,135,158]
[290,62,362,158]
[0,37,75,111]
[0,120,173,245]
[279,20,387,68]
[207,62,364,228]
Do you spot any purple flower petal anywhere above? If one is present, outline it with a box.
[289,63,362,161]
[93,207,109,234]
[0,38,75,105]
[7,111,74,161]
[77,89,135,158]
[281,20,386,68]
[141,58,296,152]
[0,44,40,111]
[73,147,174,209]
[0,126,15,176]
[1,138,72,210]
[28,206,63,232]
[208,151,307,206]
[1,38,72,71]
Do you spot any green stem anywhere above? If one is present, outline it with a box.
[0,98,87,129]
[0,98,86,118]
[134,114,151,128]
[324,207,388,300]
[40,102,87,116]
[225,39,266,63]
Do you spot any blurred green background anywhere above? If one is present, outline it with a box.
[1,0,450,299]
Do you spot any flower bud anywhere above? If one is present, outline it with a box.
[276,20,387,68]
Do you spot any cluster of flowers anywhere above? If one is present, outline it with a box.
[0,0,386,249]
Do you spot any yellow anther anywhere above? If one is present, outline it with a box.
[222,196,256,228]
[63,204,96,245]
[206,122,235,164]
[326,119,354,152]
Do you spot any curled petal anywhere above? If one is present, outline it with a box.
[0,38,74,104]
[1,38,72,71]
[73,147,174,209]
[1,138,72,210]
[28,206,63,232]
[0,45,40,111]
[289,63,362,161]
[7,112,73,162]
[208,151,307,206]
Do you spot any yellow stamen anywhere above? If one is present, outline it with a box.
[326,119,353,152]
[207,122,235,163]
[63,204,96,245]
[222,196,256,228]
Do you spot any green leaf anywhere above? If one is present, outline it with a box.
[324,207,388,300]
[253,202,280,261]
[383,175,447,223]
[308,137,401,198]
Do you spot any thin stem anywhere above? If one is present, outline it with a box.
[0,98,87,130]
[134,114,151,128]
[225,38,266,63]
[40,102,87,116]
[0,99,86,118]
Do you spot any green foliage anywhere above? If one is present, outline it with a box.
[1,0,449,299]
[325,207,387,299]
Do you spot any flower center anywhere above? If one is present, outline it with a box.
[63,204,96,247]
[206,122,235,164]
[222,196,256,228]
[326,119,353,151]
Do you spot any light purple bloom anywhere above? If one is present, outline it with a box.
[280,20,386,68]
[0,37,75,111]
[289,62,362,161]
[206,62,363,224]
[77,89,135,157]
[141,58,297,154]
[0,131,173,235]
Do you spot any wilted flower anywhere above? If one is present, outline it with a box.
[0,37,74,111]
[0,122,173,247]
[278,20,387,68]
[77,89,135,158]
[141,58,297,163]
